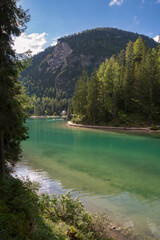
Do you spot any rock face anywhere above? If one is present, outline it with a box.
[42,40,105,77]
[21,27,157,100]
[47,42,73,72]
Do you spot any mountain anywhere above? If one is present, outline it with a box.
[154,35,160,43]
[21,28,157,115]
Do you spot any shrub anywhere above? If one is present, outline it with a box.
[38,192,111,240]
[0,177,40,240]
[151,124,159,130]
[0,178,112,240]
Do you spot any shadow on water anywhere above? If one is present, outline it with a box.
[14,119,160,239]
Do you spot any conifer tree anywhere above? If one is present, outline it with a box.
[123,40,135,113]
[0,0,30,179]
[67,100,73,119]
[72,70,88,121]
[116,50,126,113]
[72,38,160,126]
[143,49,159,122]
[97,61,110,122]
[86,69,100,124]
[133,37,147,63]
[105,56,120,117]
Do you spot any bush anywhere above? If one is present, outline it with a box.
[0,177,112,240]
[38,192,92,229]
[151,124,159,130]
[38,192,111,240]
[71,115,87,124]
[0,177,40,240]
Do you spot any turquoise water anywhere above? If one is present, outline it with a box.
[14,119,160,239]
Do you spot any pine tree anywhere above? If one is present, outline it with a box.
[97,57,121,121]
[123,40,135,113]
[97,61,109,122]
[0,0,30,179]
[105,56,121,117]
[86,69,100,124]
[132,38,147,113]
[143,49,159,122]
[72,38,160,125]
[67,100,73,119]
[116,50,126,113]
[133,37,146,63]
[72,70,88,122]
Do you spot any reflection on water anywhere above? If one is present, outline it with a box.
[13,119,160,239]
[13,158,68,195]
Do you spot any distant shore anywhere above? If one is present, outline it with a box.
[68,121,160,133]
[29,117,160,133]
[30,115,67,119]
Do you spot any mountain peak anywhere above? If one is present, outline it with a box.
[154,35,160,43]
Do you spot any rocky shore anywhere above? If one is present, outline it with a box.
[68,121,160,133]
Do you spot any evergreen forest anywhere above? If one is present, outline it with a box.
[72,38,160,126]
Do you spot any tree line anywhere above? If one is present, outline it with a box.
[32,95,71,116]
[72,38,160,126]
[59,28,157,56]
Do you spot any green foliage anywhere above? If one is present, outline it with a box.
[0,177,112,240]
[0,177,39,240]
[71,115,86,124]
[151,125,159,130]
[86,69,100,124]
[59,28,156,56]
[38,192,111,240]
[72,38,160,126]
[20,28,157,116]
[39,192,91,228]
[0,0,30,178]
[72,70,88,118]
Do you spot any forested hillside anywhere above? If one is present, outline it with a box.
[72,38,160,126]
[20,28,157,115]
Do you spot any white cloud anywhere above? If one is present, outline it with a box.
[51,36,61,46]
[153,35,160,43]
[13,32,47,56]
[109,0,124,6]
[133,16,139,25]
[109,0,159,7]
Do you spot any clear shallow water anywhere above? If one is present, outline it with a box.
[14,119,160,239]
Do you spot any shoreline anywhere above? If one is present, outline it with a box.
[68,121,160,133]
[12,164,136,240]
[29,117,160,133]
[29,115,67,119]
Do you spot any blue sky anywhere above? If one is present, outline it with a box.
[15,0,160,55]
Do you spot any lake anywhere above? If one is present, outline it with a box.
[14,119,160,239]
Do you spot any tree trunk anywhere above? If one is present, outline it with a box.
[0,130,5,180]
[149,82,153,124]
